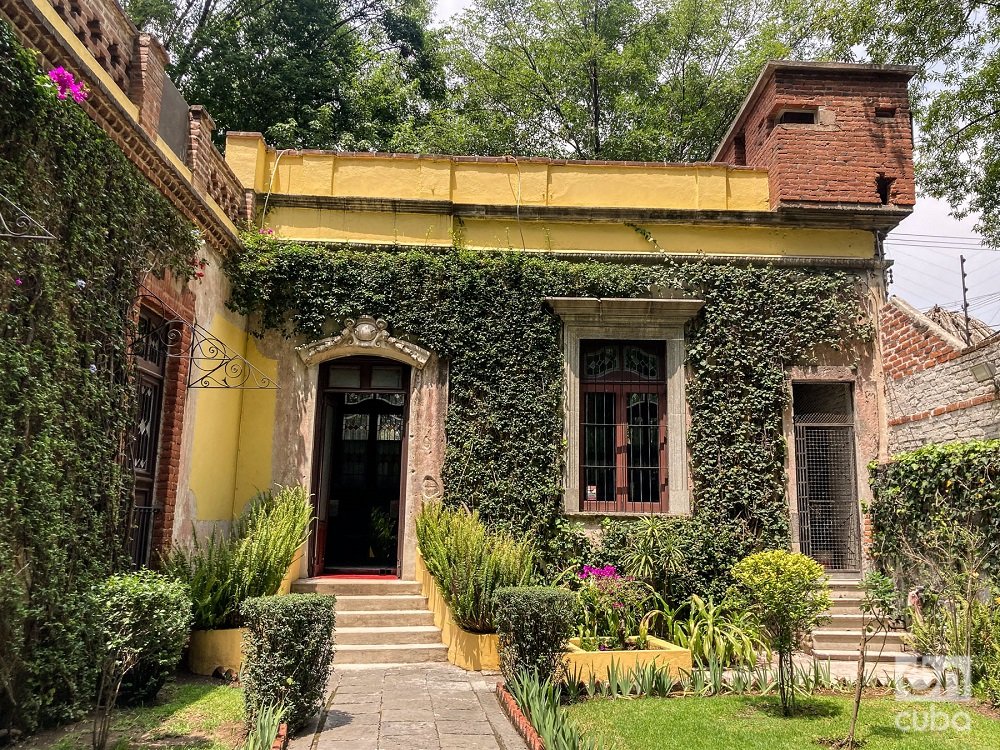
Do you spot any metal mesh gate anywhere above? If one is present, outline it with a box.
[794,414,862,571]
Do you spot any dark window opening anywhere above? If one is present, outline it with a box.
[580,340,667,513]
[129,308,167,568]
[793,383,861,571]
[777,110,817,125]
[876,174,895,205]
[874,106,897,119]
[733,134,747,166]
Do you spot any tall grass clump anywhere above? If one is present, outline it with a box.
[416,502,534,633]
[163,486,312,629]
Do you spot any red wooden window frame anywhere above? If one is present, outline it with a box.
[580,340,668,513]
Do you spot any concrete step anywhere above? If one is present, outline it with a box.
[813,629,908,651]
[336,625,443,646]
[291,578,422,596]
[336,643,448,664]
[829,596,864,613]
[330,594,429,612]
[813,649,909,663]
[337,609,436,628]
[824,613,869,629]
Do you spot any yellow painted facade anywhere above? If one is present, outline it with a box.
[225,132,874,259]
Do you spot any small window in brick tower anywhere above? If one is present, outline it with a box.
[580,340,667,513]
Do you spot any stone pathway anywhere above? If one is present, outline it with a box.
[289,664,528,750]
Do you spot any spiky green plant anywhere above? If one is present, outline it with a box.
[641,594,765,667]
[163,486,312,629]
[416,502,534,633]
[507,671,596,750]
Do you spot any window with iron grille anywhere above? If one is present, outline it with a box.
[129,308,166,567]
[580,340,667,512]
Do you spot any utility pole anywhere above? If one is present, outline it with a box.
[961,255,972,346]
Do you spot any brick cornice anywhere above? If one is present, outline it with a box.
[1,0,243,253]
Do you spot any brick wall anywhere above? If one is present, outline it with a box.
[718,63,916,210]
[881,297,1000,453]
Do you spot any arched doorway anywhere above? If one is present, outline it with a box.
[312,357,410,574]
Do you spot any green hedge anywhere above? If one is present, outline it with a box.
[240,594,336,733]
[0,21,195,733]
[101,572,193,706]
[494,586,578,682]
[869,440,1000,577]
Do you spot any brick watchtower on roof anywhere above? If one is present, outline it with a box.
[714,61,918,220]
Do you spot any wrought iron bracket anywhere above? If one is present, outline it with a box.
[0,191,56,241]
[134,283,278,390]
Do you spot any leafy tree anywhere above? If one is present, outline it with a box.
[730,550,831,716]
[838,1,1000,245]
[126,0,444,149]
[398,0,842,161]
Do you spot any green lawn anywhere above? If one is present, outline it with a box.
[567,695,1000,750]
[28,679,244,750]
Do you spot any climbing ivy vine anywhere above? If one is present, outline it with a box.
[228,233,867,554]
[0,21,196,733]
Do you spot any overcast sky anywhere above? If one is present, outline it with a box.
[430,0,1000,330]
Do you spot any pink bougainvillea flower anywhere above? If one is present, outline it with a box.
[14,277,23,286]
[48,67,88,102]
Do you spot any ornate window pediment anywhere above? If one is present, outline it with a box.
[297,317,431,369]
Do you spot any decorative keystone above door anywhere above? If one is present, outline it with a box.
[297,316,431,369]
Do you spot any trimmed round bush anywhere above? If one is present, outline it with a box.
[241,594,336,732]
[100,571,193,706]
[493,586,578,682]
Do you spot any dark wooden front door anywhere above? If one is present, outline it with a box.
[312,359,408,575]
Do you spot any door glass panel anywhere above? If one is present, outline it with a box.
[342,413,369,440]
[584,345,619,379]
[583,392,616,503]
[627,393,660,504]
[377,413,404,441]
[329,366,362,388]
[371,366,403,389]
[624,345,660,380]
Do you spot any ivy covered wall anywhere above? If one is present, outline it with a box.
[228,233,870,561]
[0,22,195,733]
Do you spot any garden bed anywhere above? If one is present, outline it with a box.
[564,636,691,682]
[566,694,1000,749]
[415,550,499,671]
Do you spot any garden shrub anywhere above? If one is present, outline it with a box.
[730,550,830,715]
[506,671,595,750]
[566,565,655,649]
[494,586,578,682]
[869,440,1000,579]
[93,572,193,748]
[240,594,336,733]
[0,20,196,734]
[163,486,312,629]
[102,572,194,706]
[415,502,534,633]
[641,594,764,666]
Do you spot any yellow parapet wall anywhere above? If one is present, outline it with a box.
[225,133,770,212]
[415,552,500,672]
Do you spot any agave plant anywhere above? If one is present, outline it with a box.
[641,594,766,667]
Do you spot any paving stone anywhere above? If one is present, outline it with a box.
[436,720,494,735]
[440,736,502,749]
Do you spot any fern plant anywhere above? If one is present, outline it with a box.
[416,502,534,633]
[163,486,313,629]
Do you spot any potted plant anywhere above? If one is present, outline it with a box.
[163,486,312,675]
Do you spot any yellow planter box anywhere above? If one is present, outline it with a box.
[188,628,247,676]
[415,551,500,671]
[563,636,692,682]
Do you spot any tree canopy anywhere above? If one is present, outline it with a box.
[126,0,444,148]
[395,0,842,161]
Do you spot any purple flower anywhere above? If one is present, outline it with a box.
[14,277,23,286]
[578,563,621,580]
[48,67,88,103]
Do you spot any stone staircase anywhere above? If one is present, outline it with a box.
[810,577,909,663]
[291,578,448,666]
